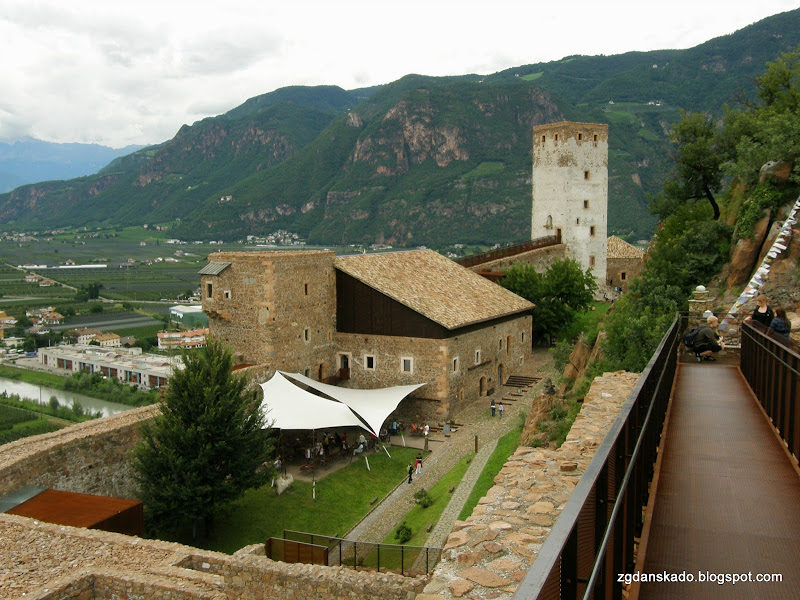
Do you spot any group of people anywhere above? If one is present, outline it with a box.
[695,294,792,362]
[746,294,792,338]
[489,399,504,417]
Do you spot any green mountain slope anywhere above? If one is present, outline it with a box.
[0,9,798,244]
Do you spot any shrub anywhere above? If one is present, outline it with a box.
[394,521,412,544]
[413,489,433,508]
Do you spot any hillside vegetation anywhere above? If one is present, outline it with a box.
[0,9,798,247]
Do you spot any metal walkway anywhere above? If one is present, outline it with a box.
[637,362,800,599]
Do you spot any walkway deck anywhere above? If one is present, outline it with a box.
[637,362,800,599]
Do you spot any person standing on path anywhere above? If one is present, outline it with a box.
[490,398,496,417]
[415,453,422,475]
[407,464,414,484]
[498,402,504,418]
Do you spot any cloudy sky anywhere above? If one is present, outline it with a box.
[2,0,798,148]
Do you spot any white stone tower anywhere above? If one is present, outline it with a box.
[531,121,608,290]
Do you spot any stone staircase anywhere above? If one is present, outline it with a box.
[499,375,541,402]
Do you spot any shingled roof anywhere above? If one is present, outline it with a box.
[607,236,645,259]
[334,250,534,330]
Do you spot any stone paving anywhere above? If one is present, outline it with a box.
[345,349,556,547]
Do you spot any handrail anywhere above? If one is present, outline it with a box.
[514,313,681,599]
[453,235,561,269]
[740,319,800,462]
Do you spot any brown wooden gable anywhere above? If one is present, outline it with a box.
[336,270,450,338]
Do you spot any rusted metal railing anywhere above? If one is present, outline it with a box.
[513,313,681,600]
[740,320,800,461]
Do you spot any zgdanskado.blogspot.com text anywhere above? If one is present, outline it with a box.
[618,571,783,586]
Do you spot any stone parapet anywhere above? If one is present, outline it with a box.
[421,371,639,599]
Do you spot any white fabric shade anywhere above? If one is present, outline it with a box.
[259,372,366,431]
[258,371,425,436]
[280,371,425,438]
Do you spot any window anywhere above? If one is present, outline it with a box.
[522,332,525,342]
[506,335,512,355]
[584,200,589,209]
[593,134,598,141]
[206,283,213,298]
[590,226,596,237]
[556,227,562,241]
[304,282,309,296]
[541,134,546,142]
[304,328,310,342]
[577,133,583,140]
[223,290,231,299]
[576,218,580,225]
[339,354,350,369]
[584,170,590,180]
[474,349,481,365]
[589,255,596,267]
[452,357,460,372]
[554,134,559,141]
[499,338,503,351]
[621,272,627,281]
[365,354,376,370]
[401,357,413,373]
[304,368,310,377]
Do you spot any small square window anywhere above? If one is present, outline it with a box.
[304,282,309,296]
[365,355,376,370]
[576,218,580,225]
[474,349,481,365]
[577,133,583,140]
[584,170,590,180]
[621,272,627,281]
[590,226,596,237]
[593,134,598,141]
[206,283,213,298]
[304,328,310,342]
[584,200,589,209]
[589,255,596,267]
[223,290,231,299]
[401,357,413,373]
[498,339,503,350]
[554,134,559,141]
[541,135,546,142]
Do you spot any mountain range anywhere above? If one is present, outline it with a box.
[1,8,798,246]
[0,138,143,194]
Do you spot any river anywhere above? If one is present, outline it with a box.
[0,377,134,417]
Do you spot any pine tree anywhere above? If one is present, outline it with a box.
[132,338,273,541]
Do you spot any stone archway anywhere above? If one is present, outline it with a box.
[479,376,488,396]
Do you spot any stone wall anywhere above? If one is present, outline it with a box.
[607,256,643,293]
[201,250,338,375]
[418,371,639,599]
[465,244,567,275]
[0,405,157,499]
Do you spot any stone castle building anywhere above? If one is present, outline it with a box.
[200,249,534,420]
[531,121,609,290]
[606,235,645,293]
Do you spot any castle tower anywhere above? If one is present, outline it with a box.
[531,121,608,289]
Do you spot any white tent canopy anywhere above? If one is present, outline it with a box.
[259,371,425,435]
[280,371,425,437]
[259,372,365,431]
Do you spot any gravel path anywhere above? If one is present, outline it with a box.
[344,349,555,548]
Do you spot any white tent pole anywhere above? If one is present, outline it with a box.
[382,444,391,458]
[364,456,370,472]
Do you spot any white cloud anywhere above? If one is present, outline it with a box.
[1,0,798,148]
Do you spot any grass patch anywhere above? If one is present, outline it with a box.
[558,301,610,345]
[202,447,422,554]
[457,425,522,521]
[380,453,473,548]
[521,72,544,81]
[462,162,505,180]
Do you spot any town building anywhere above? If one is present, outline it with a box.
[95,333,121,348]
[39,345,178,389]
[200,249,534,420]
[157,328,209,350]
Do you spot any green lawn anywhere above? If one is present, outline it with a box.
[202,446,422,554]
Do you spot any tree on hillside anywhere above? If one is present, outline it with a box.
[132,338,273,541]
[501,259,597,341]
[651,111,724,221]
